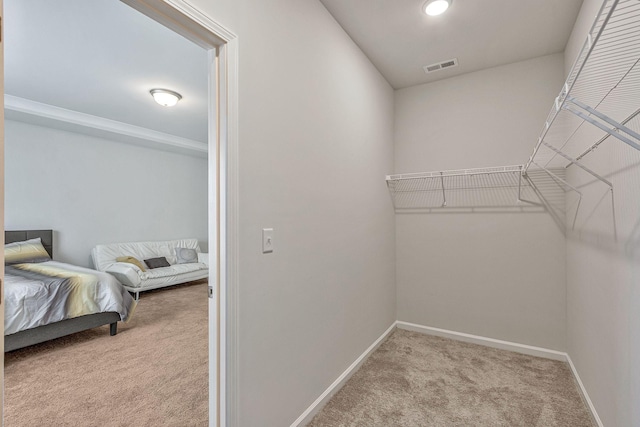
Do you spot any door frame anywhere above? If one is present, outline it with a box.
[118,1,238,425]
[1,0,5,417]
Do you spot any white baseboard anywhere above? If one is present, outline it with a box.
[289,322,397,427]
[566,354,603,427]
[396,321,567,361]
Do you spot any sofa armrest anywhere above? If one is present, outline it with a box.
[105,262,142,287]
[198,252,209,266]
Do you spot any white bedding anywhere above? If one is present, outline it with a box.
[4,261,136,336]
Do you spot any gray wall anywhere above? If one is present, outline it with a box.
[564,0,640,425]
[394,54,567,350]
[188,1,397,426]
[5,119,208,267]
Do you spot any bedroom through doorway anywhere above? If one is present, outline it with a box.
[0,0,235,425]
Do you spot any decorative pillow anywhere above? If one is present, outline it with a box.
[175,247,198,264]
[144,257,171,269]
[5,238,51,264]
[116,256,147,272]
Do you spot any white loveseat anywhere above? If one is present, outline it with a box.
[91,238,208,299]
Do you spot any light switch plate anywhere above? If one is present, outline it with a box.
[262,228,274,253]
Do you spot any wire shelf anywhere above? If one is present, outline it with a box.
[387,0,637,227]
[525,0,640,172]
[386,165,541,210]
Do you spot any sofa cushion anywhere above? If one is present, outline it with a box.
[139,263,207,280]
[105,262,143,287]
[128,268,209,290]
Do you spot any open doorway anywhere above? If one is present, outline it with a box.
[1,0,237,425]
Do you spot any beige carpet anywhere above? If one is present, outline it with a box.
[4,280,208,427]
[309,329,594,427]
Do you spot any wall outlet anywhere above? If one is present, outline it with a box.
[262,228,274,253]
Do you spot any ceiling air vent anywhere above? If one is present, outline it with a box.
[423,58,459,74]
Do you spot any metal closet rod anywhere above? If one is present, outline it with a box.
[564,97,640,151]
[541,141,613,188]
[572,107,640,163]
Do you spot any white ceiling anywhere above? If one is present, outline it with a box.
[320,0,584,89]
[5,0,208,143]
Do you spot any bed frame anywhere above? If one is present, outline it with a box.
[4,230,120,352]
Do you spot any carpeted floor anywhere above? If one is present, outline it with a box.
[309,329,594,427]
[4,280,208,427]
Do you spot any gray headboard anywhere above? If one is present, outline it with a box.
[5,230,54,259]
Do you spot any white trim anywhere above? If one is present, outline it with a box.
[221,36,240,427]
[122,2,239,426]
[162,0,236,42]
[566,354,604,427]
[5,95,207,157]
[207,46,221,427]
[396,321,567,361]
[122,0,235,47]
[290,323,397,427]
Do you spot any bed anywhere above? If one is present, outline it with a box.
[4,230,136,352]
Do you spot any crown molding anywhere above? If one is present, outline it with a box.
[4,95,207,158]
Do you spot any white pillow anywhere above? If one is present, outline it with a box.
[175,247,198,264]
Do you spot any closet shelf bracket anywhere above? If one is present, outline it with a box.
[526,162,583,230]
[575,108,640,163]
[563,96,640,152]
[540,141,612,189]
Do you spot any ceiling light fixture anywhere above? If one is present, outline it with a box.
[423,0,452,16]
[150,88,182,107]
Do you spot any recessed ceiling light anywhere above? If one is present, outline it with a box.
[423,0,452,16]
[150,89,182,107]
